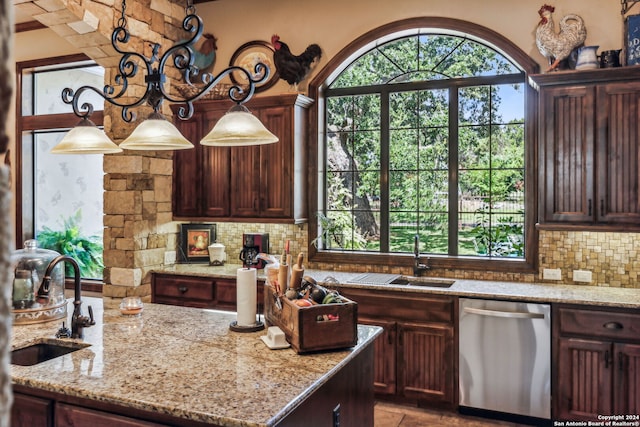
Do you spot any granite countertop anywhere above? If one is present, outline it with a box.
[159,264,640,309]
[11,297,381,427]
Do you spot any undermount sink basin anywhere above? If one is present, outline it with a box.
[345,273,455,288]
[11,340,90,366]
[389,276,455,288]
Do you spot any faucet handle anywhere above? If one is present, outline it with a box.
[414,234,420,256]
[86,305,95,326]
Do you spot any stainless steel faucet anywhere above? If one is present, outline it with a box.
[413,234,431,276]
[40,255,95,339]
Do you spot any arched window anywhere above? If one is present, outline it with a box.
[308,18,538,273]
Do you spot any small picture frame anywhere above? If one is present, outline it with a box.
[229,40,279,93]
[178,223,217,263]
[625,14,640,66]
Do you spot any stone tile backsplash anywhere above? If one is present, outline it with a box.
[214,224,640,289]
[539,230,640,288]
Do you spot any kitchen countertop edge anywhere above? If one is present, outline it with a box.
[155,264,640,309]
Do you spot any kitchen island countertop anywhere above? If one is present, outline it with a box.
[157,264,640,309]
[11,297,381,427]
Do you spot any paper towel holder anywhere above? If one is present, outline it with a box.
[229,319,265,332]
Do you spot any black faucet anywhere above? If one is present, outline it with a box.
[413,234,431,276]
[40,255,95,339]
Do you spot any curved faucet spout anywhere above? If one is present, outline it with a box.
[41,255,94,339]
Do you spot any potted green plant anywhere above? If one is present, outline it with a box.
[36,210,104,279]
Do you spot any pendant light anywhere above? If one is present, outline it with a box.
[119,112,194,150]
[51,117,122,154]
[54,0,275,154]
[201,105,278,146]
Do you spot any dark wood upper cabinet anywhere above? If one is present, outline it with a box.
[172,94,313,223]
[531,68,640,229]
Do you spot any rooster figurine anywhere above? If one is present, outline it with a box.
[536,4,586,72]
[271,34,322,91]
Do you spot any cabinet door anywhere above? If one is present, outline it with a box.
[173,108,230,218]
[258,105,292,218]
[56,403,168,426]
[397,322,454,405]
[11,392,53,427]
[556,338,612,420]
[614,342,640,415]
[358,317,397,396]
[230,145,261,217]
[541,85,595,223]
[596,82,640,223]
[173,116,202,217]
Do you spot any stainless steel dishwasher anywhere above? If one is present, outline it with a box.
[459,298,551,422]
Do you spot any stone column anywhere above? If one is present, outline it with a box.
[0,0,13,424]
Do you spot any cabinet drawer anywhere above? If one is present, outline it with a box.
[153,275,214,302]
[558,307,640,341]
[339,288,454,324]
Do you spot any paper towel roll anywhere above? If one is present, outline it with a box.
[236,268,257,326]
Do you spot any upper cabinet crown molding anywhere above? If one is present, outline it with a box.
[529,67,640,88]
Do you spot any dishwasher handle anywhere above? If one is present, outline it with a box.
[463,306,546,319]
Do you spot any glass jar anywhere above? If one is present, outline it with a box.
[11,239,67,324]
[12,269,34,309]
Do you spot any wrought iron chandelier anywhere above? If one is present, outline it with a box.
[52,0,278,154]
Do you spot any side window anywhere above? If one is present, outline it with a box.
[17,58,106,280]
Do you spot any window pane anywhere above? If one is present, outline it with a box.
[390,212,417,252]
[495,84,524,123]
[418,213,448,254]
[34,131,104,279]
[34,66,105,115]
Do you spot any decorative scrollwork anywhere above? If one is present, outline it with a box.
[62,10,267,124]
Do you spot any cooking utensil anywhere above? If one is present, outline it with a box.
[289,253,304,292]
[277,251,288,295]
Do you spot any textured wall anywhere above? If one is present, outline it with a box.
[1,0,13,422]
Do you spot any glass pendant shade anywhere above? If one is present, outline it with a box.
[119,112,194,150]
[51,118,122,154]
[200,105,279,146]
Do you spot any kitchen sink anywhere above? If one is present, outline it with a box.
[346,273,455,288]
[389,276,455,288]
[11,340,90,366]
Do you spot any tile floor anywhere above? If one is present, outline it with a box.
[374,401,530,427]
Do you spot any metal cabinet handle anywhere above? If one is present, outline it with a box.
[603,321,623,330]
[605,350,610,369]
[178,286,188,293]
[588,199,592,216]
[600,199,605,217]
[463,307,545,319]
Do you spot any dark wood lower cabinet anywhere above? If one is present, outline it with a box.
[553,305,640,420]
[398,322,454,404]
[339,287,457,409]
[151,273,264,313]
[12,393,53,427]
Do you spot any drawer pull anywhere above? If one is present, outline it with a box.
[178,286,188,294]
[605,350,610,369]
[603,321,623,330]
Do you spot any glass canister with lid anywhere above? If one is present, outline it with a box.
[11,239,67,325]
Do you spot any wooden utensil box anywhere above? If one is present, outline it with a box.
[263,284,358,353]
